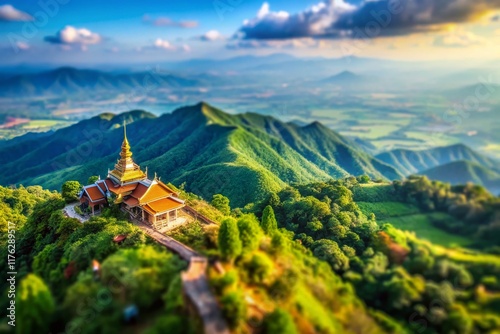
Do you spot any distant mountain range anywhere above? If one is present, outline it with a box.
[0,102,402,206]
[421,161,500,195]
[376,144,498,175]
[377,144,500,194]
[0,67,215,97]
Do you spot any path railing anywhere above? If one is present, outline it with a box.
[130,216,229,334]
[183,205,219,226]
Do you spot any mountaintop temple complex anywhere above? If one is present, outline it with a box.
[79,124,185,230]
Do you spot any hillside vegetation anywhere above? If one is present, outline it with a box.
[0,103,402,207]
[353,176,500,247]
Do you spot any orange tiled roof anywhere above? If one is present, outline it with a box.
[143,197,184,215]
[105,178,138,195]
[138,181,175,204]
[130,183,149,199]
[96,180,107,193]
[85,186,106,202]
[123,197,139,207]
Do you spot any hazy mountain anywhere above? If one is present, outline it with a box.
[376,144,499,176]
[420,160,500,195]
[0,102,401,206]
[322,71,363,84]
[0,67,207,97]
[164,53,298,73]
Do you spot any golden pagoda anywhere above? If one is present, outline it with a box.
[108,122,147,185]
[79,121,185,229]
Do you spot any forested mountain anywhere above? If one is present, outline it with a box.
[376,144,498,176]
[0,67,209,97]
[0,102,402,207]
[421,160,500,195]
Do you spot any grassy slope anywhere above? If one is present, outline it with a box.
[354,183,474,248]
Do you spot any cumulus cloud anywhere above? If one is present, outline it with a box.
[434,28,486,47]
[154,38,175,50]
[142,39,190,52]
[0,4,33,21]
[44,26,102,46]
[238,0,500,40]
[200,30,224,41]
[143,15,198,28]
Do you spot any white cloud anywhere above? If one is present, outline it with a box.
[45,26,102,46]
[154,38,175,50]
[0,4,33,21]
[16,41,29,50]
[434,28,486,48]
[200,30,224,41]
[142,39,191,52]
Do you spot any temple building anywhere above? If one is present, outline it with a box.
[79,124,185,230]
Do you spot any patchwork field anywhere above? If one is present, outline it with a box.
[0,118,73,140]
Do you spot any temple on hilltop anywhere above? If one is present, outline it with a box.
[79,123,185,230]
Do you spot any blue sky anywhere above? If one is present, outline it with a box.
[1,0,499,65]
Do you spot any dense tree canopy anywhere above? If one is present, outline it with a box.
[61,180,82,203]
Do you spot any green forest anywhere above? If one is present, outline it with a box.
[1,174,499,333]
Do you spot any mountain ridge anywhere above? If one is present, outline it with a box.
[0,67,207,97]
[376,143,499,176]
[0,102,402,206]
[420,160,500,195]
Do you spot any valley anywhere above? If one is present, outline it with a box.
[1,58,499,160]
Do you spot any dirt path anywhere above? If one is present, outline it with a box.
[63,203,89,223]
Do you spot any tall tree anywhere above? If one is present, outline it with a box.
[61,180,82,203]
[237,215,262,254]
[218,218,242,262]
[261,205,278,235]
[87,175,99,185]
[16,274,55,334]
[211,194,231,216]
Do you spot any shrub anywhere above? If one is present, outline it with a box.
[264,308,297,334]
[220,291,247,329]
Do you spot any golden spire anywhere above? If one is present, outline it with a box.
[120,120,132,159]
[108,119,146,185]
